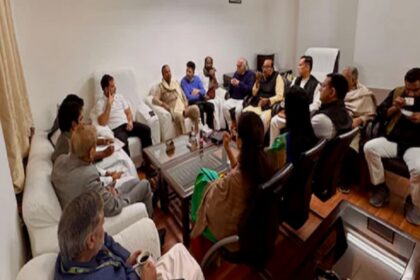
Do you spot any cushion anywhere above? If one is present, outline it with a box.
[16,253,56,280]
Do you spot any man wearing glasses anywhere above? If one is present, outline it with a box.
[243,59,285,133]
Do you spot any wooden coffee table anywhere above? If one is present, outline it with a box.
[144,135,232,246]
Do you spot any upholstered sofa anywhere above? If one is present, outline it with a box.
[17,218,160,280]
[22,132,151,258]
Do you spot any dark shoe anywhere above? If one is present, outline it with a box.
[338,184,351,194]
[145,165,157,179]
[369,183,390,208]
[158,228,166,247]
[404,195,420,226]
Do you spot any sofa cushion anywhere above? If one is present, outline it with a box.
[23,133,61,231]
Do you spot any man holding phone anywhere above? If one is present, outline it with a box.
[364,68,420,225]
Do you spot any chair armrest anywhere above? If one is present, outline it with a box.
[104,202,148,236]
[150,104,171,119]
[17,253,57,280]
[360,119,381,152]
[113,217,161,259]
[134,101,154,122]
[200,235,239,269]
[135,101,161,144]
[145,95,171,120]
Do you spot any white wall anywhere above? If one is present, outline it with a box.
[296,0,359,73]
[353,0,420,88]
[266,0,299,70]
[12,0,275,130]
[0,123,26,280]
[296,0,420,89]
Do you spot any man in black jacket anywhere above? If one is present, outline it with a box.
[364,68,420,225]
[311,73,352,140]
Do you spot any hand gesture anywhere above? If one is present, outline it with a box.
[192,88,200,96]
[209,69,216,77]
[277,110,285,118]
[223,131,232,150]
[393,96,405,110]
[107,171,123,181]
[256,71,262,82]
[126,121,133,131]
[107,92,115,105]
[103,145,114,157]
[140,261,157,280]
[409,112,420,124]
[231,78,239,87]
[352,117,363,128]
[107,186,118,196]
[260,97,269,108]
[162,103,171,112]
[127,250,141,266]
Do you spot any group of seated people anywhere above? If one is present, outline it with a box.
[48,52,420,278]
[49,74,207,278]
[192,65,420,251]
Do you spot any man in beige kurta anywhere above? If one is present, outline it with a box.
[152,65,200,136]
[342,66,377,151]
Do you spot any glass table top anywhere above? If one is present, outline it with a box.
[162,145,229,198]
[144,135,212,168]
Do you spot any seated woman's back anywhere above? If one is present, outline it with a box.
[284,85,318,162]
[191,112,275,242]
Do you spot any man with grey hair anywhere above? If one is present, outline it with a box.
[223,57,256,130]
[55,191,204,280]
[52,124,153,217]
[342,66,377,130]
[339,66,377,193]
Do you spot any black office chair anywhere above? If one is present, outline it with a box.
[282,139,327,229]
[313,127,360,201]
[200,163,294,274]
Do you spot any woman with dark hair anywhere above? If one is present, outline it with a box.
[270,85,318,165]
[284,85,318,162]
[191,112,275,243]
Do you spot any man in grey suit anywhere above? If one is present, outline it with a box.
[51,124,153,217]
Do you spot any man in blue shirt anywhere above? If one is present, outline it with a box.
[222,58,256,130]
[55,191,204,280]
[181,61,215,129]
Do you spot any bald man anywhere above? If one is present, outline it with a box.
[222,58,256,130]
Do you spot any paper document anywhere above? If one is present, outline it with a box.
[96,138,125,153]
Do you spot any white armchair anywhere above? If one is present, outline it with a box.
[305,47,340,82]
[92,69,161,167]
[17,218,160,280]
[22,132,150,258]
[145,84,193,142]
